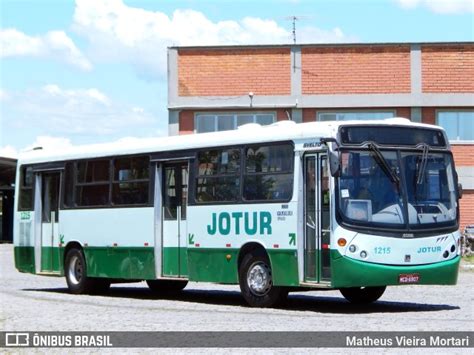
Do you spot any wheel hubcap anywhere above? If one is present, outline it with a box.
[68,255,83,285]
[247,262,272,296]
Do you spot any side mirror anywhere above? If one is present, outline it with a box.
[328,150,341,177]
[320,137,341,177]
[458,183,463,199]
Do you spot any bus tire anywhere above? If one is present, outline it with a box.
[339,286,386,304]
[239,252,288,307]
[64,247,96,294]
[146,280,188,293]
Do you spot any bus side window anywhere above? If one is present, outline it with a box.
[112,156,150,206]
[195,149,240,203]
[243,143,293,201]
[18,166,34,211]
[75,159,111,207]
[63,162,75,208]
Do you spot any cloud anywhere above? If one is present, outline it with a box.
[4,84,155,137]
[23,136,74,153]
[0,89,8,101]
[2,136,82,159]
[395,0,474,14]
[0,28,92,71]
[72,0,355,79]
[0,145,18,159]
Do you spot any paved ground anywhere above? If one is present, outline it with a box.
[0,244,472,352]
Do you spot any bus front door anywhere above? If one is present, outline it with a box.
[304,154,331,283]
[37,171,62,274]
[162,162,188,277]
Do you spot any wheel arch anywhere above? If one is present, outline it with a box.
[237,242,272,271]
[63,241,84,273]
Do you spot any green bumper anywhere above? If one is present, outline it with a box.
[331,251,460,288]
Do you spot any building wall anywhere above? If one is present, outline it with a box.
[301,46,411,94]
[178,48,291,96]
[459,192,474,233]
[170,43,474,232]
[422,45,474,93]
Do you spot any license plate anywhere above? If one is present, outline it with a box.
[398,273,420,284]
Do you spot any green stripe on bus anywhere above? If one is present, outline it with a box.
[40,247,62,273]
[187,248,239,283]
[162,247,180,277]
[187,248,299,285]
[14,246,35,274]
[14,245,297,286]
[330,250,460,288]
[268,249,299,286]
[84,247,156,279]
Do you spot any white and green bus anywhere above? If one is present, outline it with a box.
[14,118,462,307]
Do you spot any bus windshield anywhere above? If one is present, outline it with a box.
[337,149,457,232]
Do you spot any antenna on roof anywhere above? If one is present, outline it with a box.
[284,15,312,44]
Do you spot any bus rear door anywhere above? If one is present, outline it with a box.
[161,162,189,278]
[35,171,62,274]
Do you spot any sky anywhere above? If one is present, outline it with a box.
[0,0,473,158]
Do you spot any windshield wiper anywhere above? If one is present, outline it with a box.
[367,142,400,188]
[416,143,429,185]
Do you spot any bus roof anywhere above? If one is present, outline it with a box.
[17,118,444,164]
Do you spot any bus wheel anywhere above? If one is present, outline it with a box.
[239,252,288,307]
[64,248,96,294]
[340,286,386,304]
[146,280,188,293]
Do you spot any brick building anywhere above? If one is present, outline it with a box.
[167,42,474,231]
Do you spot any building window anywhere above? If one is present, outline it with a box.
[437,111,474,141]
[195,113,275,133]
[317,111,395,122]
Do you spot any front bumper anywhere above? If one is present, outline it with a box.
[331,251,460,288]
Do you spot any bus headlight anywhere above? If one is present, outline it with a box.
[349,245,357,253]
[360,250,368,258]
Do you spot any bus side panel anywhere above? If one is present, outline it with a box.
[14,246,35,273]
[187,248,239,283]
[186,249,300,286]
[129,247,156,279]
[186,202,299,285]
[40,246,61,272]
[60,208,155,280]
[83,247,155,279]
[162,247,180,276]
[268,249,299,286]
[14,211,36,274]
